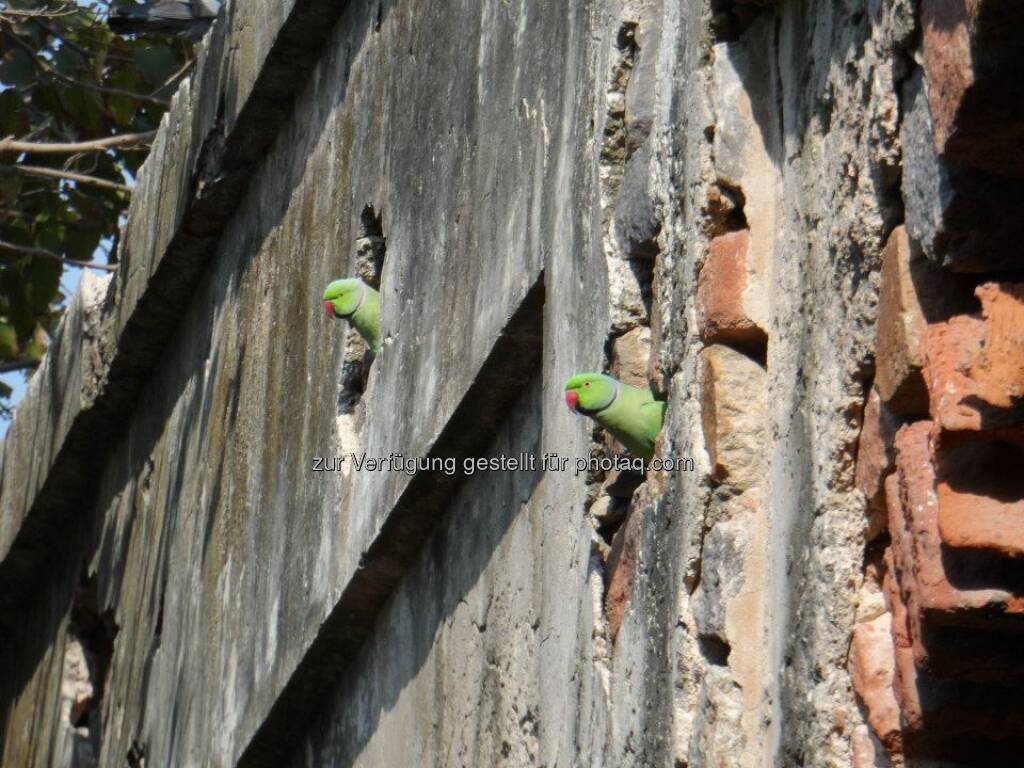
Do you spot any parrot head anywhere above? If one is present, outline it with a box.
[323,278,367,319]
[564,373,618,414]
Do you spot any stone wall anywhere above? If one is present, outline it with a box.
[1,1,1020,767]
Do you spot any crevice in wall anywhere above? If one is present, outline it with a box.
[335,204,387,463]
[61,574,119,768]
[599,14,658,335]
[697,635,730,667]
[126,739,147,768]
[704,180,747,238]
[709,0,772,44]
[588,7,667,651]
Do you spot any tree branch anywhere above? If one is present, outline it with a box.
[0,5,78,21]
[9,164,132,194]
[0,131,157,155]
[153,55,196,97]
[0,238,119,272]
[0,360,40,375]
[2,28,171,107]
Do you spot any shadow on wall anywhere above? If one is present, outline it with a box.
[289,377,543,767]
[0,0,396,755]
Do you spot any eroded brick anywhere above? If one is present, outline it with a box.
[922,300,1024,432]
[969,283,1024,408]
[935,434,1024,558]
[849,606,901,751]
[888,423,1024,627]
[696,230,767,350]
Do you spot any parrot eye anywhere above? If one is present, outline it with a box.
[584,382,591,388]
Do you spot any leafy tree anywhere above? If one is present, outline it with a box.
[0,0,192,418]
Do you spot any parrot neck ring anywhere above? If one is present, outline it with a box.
[575,377,620,415]
[337,282,367,318]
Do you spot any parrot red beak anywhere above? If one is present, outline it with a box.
[565,390,579,412]
[323,300,335,318]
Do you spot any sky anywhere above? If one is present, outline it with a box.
[0,263,85,439]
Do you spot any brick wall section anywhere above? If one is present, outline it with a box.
[850,1,1024,748]
[851,2,1024,758]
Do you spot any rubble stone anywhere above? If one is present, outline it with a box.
[699,345,767,493]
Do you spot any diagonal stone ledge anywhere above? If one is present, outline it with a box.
[236,275,545,768]
[0,0,358,635]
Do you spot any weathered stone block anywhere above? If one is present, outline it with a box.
[696,230,767,350]
[855,388,899,539]
[693,512,752,645]
[614,143,661,259]
[921,0,1024,177]
[902,69,1024,273]
[699,345,767,492]
[709,19,778,334]
[610,326,652,389]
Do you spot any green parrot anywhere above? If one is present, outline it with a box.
[564,373,665,460]
[323,278,381,354]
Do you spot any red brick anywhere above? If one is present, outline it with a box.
[849,608,901,751]
[696,230,766,350]
[934,434,1024,558]
[604,499,645,641]
[921,0,1024,177]
[921,316,985,431]
[885,520,1024,681]
[969,283,1024,408]
[884,557,1024,758]
[855,388,899,539]
[921,293,1024,433]
[888,423,1024,627]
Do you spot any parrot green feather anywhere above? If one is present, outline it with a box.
[323,278,381,354]
[565,373,664,460]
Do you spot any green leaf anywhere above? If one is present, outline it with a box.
[0,49,36,88]
[0,91,29,137]
[65,224,103,263]
[61,87,105,134]
[0,323,17,359]
[0,172,23,204]
[24,325,48,362]
[134,45,178,87]
[27,259,61,315]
